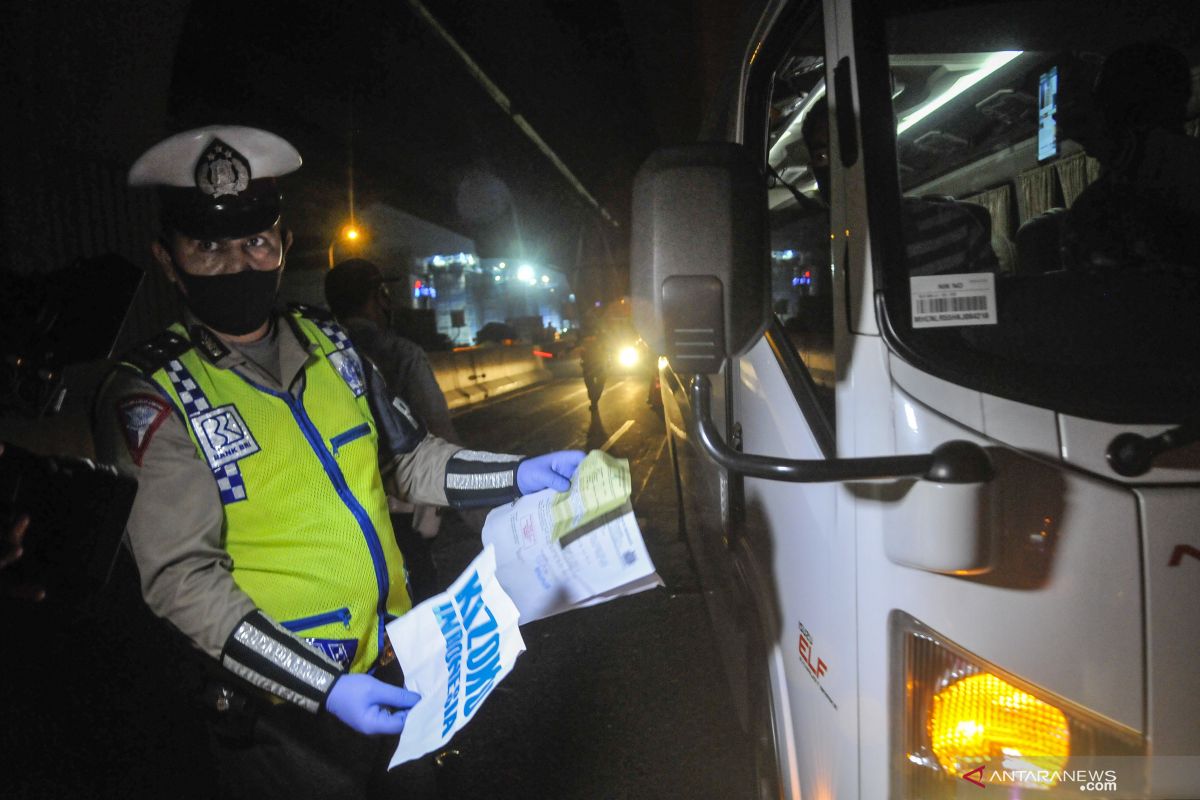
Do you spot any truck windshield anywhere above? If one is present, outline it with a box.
[865,0,1200,422]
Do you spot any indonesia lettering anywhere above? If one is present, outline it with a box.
[434,569,504,737]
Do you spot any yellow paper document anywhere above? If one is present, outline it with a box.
[549,449,632,541]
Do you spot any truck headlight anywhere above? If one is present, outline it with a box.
[617,345,640,368]
[891,611,1143,797]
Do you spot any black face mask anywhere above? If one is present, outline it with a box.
[174,265,282,336]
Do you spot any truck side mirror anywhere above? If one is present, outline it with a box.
[633,144,995,494]
[631,144,770,374]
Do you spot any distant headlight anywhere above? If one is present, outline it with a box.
[617,346,640,368]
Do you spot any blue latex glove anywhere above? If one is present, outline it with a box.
[516,450,586,494]
[325,673,421,736]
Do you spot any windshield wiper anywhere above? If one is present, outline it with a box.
[1106,420,1200,477]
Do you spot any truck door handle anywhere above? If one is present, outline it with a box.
[690,375,992,483]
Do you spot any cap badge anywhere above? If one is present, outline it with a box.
[195,138,251,198]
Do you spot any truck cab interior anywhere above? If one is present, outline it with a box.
[765,0,1199,424]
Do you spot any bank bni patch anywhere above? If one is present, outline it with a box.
[190,404,260,469]
[189,405,259,504]
[162,356,256,505]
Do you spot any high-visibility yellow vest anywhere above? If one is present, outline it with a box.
[139,311,410,673]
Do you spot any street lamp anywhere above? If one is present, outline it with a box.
[328,223,365,269]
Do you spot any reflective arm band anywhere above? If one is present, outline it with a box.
[219,609,343,713]
[444,449,524,509]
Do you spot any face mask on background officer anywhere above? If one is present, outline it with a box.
[131,128,301,340]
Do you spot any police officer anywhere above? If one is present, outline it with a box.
[94,126,584,799]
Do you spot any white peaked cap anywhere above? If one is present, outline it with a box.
[128,125,302,187]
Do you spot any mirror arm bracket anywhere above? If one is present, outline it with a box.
[690,375,993,483]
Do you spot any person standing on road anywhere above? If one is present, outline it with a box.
[577,307,610,412]
[324,257,456,602]
[93,125,585,799]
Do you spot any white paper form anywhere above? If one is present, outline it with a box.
[386,545,525,767]
[482,451,662,624]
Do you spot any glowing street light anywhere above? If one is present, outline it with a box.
[328,223,366,269]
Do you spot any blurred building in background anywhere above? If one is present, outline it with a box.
[416,256,573,346]
[281,202,575,348]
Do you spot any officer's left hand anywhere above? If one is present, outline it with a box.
[325,673,421,736]
[517,450,586,494]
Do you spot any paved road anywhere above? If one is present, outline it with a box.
[429,370,754,799]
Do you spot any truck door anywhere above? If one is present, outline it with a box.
[653,3,854,797]
[738,6,852,800]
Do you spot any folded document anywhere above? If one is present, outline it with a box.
[483,449,662,624]
[386,450,661,766]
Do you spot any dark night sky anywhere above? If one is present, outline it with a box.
[1,0,757,308]
[161,0,752,286]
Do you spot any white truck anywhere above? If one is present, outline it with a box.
[631,0,1199,797]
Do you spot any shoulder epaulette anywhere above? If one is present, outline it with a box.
[188,324,231,363]
[287,302,334,322]
[119,330,193,375]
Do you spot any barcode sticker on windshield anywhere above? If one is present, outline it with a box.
[910,273,997,328]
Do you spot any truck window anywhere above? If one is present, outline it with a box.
[764,13,835,427]
[862,0,1200,423]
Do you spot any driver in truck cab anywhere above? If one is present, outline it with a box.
[1059,42,1200,273]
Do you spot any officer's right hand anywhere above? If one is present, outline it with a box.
[517,449,586,494]
[325,673,421,735]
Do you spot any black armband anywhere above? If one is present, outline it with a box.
[220,609,342,713]
[365,360,427,459]
[444,449,524,509]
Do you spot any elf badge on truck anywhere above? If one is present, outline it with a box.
[632,0,1200,797]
